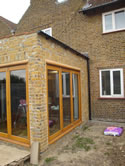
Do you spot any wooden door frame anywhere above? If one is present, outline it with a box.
[47,66,62,142]
[72,71,82,125]
[47,63,82,143]
[0,64,30,145]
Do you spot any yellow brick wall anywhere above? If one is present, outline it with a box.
[0,33,89,151]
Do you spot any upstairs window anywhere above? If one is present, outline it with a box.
[42,28,52,36]
[100,69,124,98]
[103,8,125,33]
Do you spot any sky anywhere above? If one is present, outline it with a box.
[0,0,30,24]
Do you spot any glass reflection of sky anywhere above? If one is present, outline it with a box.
[0,72,6,80]
[11,70,26,80]
[0,70,26,81]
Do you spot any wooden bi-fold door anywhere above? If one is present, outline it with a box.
[47,64,81,143]
[0,65,30,145]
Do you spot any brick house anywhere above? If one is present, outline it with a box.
[0,16,16,37]
[0,0,125,150]
[15,0,125,122]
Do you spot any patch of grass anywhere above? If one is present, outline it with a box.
[82,125,89,131]
[45,157,56,163]
[106,142,112,146]
[72,134,80,140]
[94,146,97,150]
[104,152,110,156]
[72,136,95,151]
[63,144,70,150]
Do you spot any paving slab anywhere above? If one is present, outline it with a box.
[0,142,30,166]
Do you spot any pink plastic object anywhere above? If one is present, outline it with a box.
[104,127,123,136]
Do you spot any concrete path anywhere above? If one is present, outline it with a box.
[0,141,30,166]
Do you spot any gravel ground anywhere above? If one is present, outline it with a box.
[25,120,125,166]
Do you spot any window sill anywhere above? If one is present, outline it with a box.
[98,97,125,100]
[102,28,125,35]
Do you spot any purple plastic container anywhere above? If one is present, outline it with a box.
[104,127,123,136]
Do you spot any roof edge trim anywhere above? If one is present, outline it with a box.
[37,31,89,60]
[81,0,120,13]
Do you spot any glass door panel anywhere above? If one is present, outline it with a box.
[73,73,79,121]
[48,65,81,141]
[48,70,60,136]
[62,72,71,128]
[10,70,27,138]
[0,72,7,133]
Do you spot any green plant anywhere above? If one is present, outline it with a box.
[72,136,94,151]
[45,157,56,163]
[72,134,80,140]
[82,125,89,131]
[63,144,69,150]
[106,142,112,146]
[104,152,110,156]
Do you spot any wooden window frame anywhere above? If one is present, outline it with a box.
[0,64,30,145]
[46,63,82,143]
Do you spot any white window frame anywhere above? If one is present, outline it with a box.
[99,68,124,98]
[102,8,125,33]
[42,27,52,36]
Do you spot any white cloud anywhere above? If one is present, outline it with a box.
[0,0,30,24]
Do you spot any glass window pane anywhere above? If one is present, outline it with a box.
[115,10,125,29]
[72,74,79,121]
[66,74,70,96]
[0,72,7,133]
[48,70,60,136]
[102,71,111,95]
[62,72,71,128]
[11,70,27,138]
[113,71,121,95]
[62,74,65,95]
[105,14,113,31]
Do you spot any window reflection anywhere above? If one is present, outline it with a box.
[10,70,27,138]
[0,72,7,133]
[48,70,60,136]
[73,74,79,120]
[62,72,71,128]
